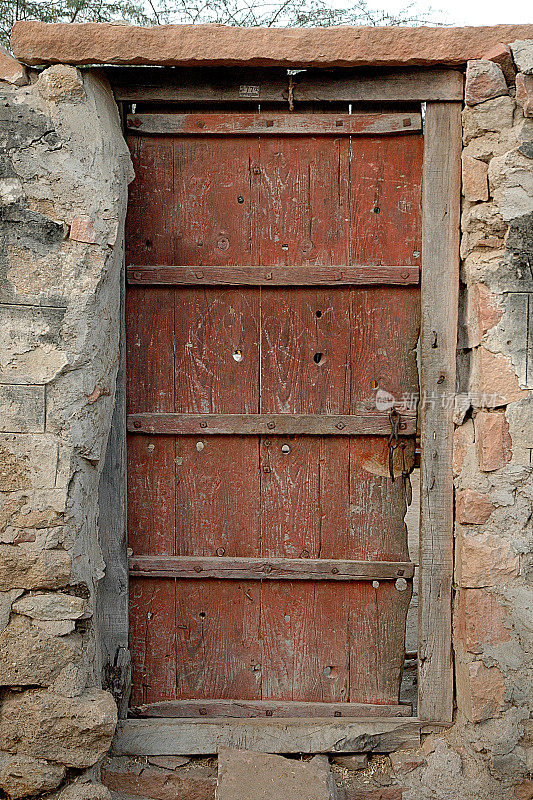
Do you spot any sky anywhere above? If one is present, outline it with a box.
[385,0,531,26]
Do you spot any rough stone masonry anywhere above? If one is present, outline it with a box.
[0,27,531,800]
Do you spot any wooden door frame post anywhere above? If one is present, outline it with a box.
[418,101,462,724]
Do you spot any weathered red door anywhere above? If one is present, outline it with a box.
[125,108,422,718]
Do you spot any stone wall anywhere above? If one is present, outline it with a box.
[0,38,531,800]
[0,57,132,798]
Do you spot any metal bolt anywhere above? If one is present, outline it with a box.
[264,564,272,574]
[216,547,225,556]
[399,422,406,430]
[301,549,310,558]
[194,565,203,573]
[200,421,208,428]
[372,580,380,589]
[266,709,273,716]
[403,117,412,127]
[335,422,345,430]
[401,271,409,279]
[334,711,342,717]
[267,421,276,429]
[266,272,273,280]
[195,271,204,279]
[281,444,290,453]
[133,420,141,429]
[133,271,142,280]
[199,707,208,715]
[263,466,271,473]
[331,567,339,575]
[131,117,142,127]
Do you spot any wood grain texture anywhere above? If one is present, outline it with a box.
[127,112,422,136]
[127,412,417,436]
[127,265,420,286]
[129,555,415,580]
[113,717,422,755]
[132,699,412,717]
[418,102,461,724]
[108,66,462,103]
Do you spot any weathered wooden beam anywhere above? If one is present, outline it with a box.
[128,555,415,581]
[127,265,420,286]
[113,717,422,755]
[126,111,422,136]
[108,66,463,104]
[127,412,416,436]
[132,699,412,719]
[418,102,461,724]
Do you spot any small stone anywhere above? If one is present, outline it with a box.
[70,215,97,244]
[389,749,425,774]
[475,410,512,471]
[0,754,65,799]
[483,43,516,84]
[462,155,489,201]
[0,588,23,633]
[56,783,112,800]
[514,778,533,800]
[217,748,337,799]
[516,74,533,118]
[510,40,533,74]
[472,349,528,407]
[33,619,76,635]
[0,689,117,768]
[456,489,495,524]
[36,64,86,103]
[465,60,508,106]
[455,588,511,653]
[0,545,71,591]
[0,614,81,686]
[456,530,520,588]
[462,96,516,145]
[102,760,217,798]
[147,755,191,769]
[332,753,369,770]
[456,659,505,723]
[13,592,86,620]
[0,44,28,86]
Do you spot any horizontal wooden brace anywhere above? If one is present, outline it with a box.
[108,66,462,103]
[128,556,415,581]
[131,699,412,719]
[126,111,422,136]
[127,412,417,436]
[127,265,420,286]
[113,717,422,755]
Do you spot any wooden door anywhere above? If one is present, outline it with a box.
[125,108,422,719]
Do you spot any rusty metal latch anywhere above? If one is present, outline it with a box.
[388,408,400,483]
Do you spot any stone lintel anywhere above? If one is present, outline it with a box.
[10,21,533,69]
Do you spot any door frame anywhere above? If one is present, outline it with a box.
[99,66,462,753]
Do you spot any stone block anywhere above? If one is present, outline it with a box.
[0,689,117,768]
[462,154,489,200]
[217,748,337,800]
[483,43,516,84]
[516,73,533,118]
[331,754,369,770]
[0,305,66,385]
[0,385,45,433]
[456,530,520,588]
[475,410,512,471]
[456,489,495,524]
[453,419,475,476]
[471,348,528,407]
[102,758,216,800]
[511,40,533,74]
[465,59,508,106]
[464,283,503,347]
[0,588,23,633]
[36,65,86,103]
[462,96,516,145]
[56,782,112,800]
[70,215,97,244]
[0,44,28,86]
[456,658,505,722]
[455,588,511,653]
[0,614,81,686]
[13,591,86,620]
[389,749,425,775]
[0,754,65,799]
[0,545,71,591]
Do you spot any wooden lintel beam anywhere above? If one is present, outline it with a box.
[127,265,420,287]
[126,412,417,436]
[132,699,412,719]
[126,111,422,136]
[113,717,422,755]
[128,555,415,581]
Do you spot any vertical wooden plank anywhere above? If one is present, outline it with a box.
[174,579,262,700]
[257,136,349,266]
[97,255,130,717]
[173,136,260,266]
[349,134,423,266]
[126,135,178,706]
[418,102,461,724]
